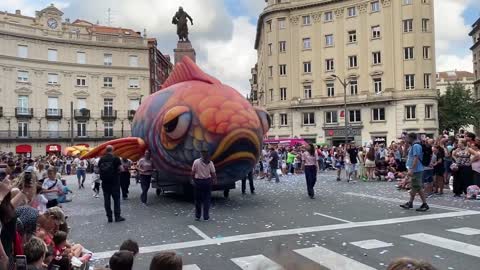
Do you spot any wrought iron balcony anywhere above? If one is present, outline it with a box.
[101,110,117,121]
[45,108,63,120]
[15,107,34,119]
[127,110,136,121]
[74,109,90,121]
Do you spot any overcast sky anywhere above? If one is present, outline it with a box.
[1,0,479,95]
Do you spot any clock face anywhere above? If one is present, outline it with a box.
[47,18,58,29]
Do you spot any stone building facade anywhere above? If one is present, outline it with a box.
[436,70,475,95]
[471,17,480,101]
[252,0,438,146]
[0,5,158,156]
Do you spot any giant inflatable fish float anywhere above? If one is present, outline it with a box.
[82,57,270,191]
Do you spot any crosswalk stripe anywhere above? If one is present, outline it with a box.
[294,247,377,270]
[447,227,480,235]
[402,233,480,258]
[183,265,201,270]
[231,255,284,270]
[350,239,394,249]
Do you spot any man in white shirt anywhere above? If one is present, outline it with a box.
[73,155,88,189]
[41,167,64,208]
[191,150,217,221]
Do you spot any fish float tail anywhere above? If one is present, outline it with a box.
[81,137,147,161]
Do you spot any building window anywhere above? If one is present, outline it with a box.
[279,64,287,76]
[425,105,433,119]
[303,112,315,125]
[279,41,286,52]
[324,11,333,22]
[304,85,312,99]
[373,78,382,93]
[405,105,416,120]
[278,18,286,29]
[76,76,87,86]
[325,111,338,124]
[405,74,415,90]
[17,45,28,58]
[77,98,86,110]
[325,59,334,71]
[47,97,59,115]
[17,95,29,114]
[327,83,335,97]
[303,61,312,73]
[129,78,140,88]
[424,73,431,89]
[347,7,357,17]
[349,110,361,123]
[303,38,311,49]
[266,20,272,32]
[372,25,381,39]
[348,30,357,43]
[325,34,334,46]
[77,122,86,137]
[104,77,113,87]
[348,55,358,68]
[104,53,113,66]
[280,88,287,101]
[372,108,385,121]
[104,98,113,115]
[280,113,288,126]
[371,1,380,12]
[268,66,273,77]
[77,52,86,64]
[422,19,430,32]
[17,70,29,82]
[404,0,413,4]
[18,122,28,138]
[302,15,311,25]
[104,122,114,137]
[423,46,431,59]
[403,19,413,32]
[268,43,273,55]
[47,73,58,84]
[129,55,138,67]
[350,80,358,95]
[47,49,58,61]
[269,89,274,101]
[404,47,414,60]
[372,51,382,65]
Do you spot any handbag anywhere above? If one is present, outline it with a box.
[450,162,459,172]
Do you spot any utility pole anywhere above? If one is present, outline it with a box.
[332,75,350,145]
[70,102,74,145]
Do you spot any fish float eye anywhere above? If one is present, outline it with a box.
[163,106,192,140]
[254,108,271,135]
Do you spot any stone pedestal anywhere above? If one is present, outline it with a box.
[174,41,196,64]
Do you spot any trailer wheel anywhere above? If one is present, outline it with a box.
[156,188,162,196]
[223,189,230,199]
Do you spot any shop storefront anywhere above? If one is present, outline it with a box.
[46,144,62,155]
[324,127,362,146]
[16,144,32,157]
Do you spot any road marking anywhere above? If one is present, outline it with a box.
[313,212,352,223]
[402,233,480,258]
[93,210,480,259]
[447,227,480,235]
[350,239,394,249]
[188,225,211,240]
[183,265,201,270]
[231,255,283,270]
[294,246,377,270]
[344,192,466,212]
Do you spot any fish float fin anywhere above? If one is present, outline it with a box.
[161,56,220,89]
[81,137,147,162]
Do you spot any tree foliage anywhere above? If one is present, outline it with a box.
[438,82,480,132]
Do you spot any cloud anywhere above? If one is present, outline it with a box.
[436,54,473,72]
[434,0,471,53]
[240,0,267,18]
[198,17,257,96]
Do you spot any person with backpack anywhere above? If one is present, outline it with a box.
[400,132,429,211]
[421,139,434,196]
[98,145,125,223]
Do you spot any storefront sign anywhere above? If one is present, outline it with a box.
[325,128,361,137]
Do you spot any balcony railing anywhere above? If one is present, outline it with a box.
[101,110,118,121]
[127,110,136,121]
[15,107,34,118]
[74,109,90,121]
[45,108,63,120]
[0,130,132,141]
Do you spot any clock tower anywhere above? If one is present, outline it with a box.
[36,4,64,31]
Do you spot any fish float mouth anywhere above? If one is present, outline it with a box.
[211,129,260,169]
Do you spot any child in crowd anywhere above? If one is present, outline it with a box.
[92,157,101,198]
[119,239,139,257]
[149,251,183,270]
[387,257,436,270]
[31,184,48,214]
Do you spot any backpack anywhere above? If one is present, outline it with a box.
[99,158,115,178]
[415,143,431,167]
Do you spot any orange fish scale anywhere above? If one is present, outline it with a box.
[221,101,244,111]
[199,108,219,133]
[226,123,241,133]
[215,109,234,125]
[230,114,248,124]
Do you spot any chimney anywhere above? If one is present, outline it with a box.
[15,10,21,15]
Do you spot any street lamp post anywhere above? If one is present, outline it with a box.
[332,75,350,145]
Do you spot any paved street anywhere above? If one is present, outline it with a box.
[62,172,480,270]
